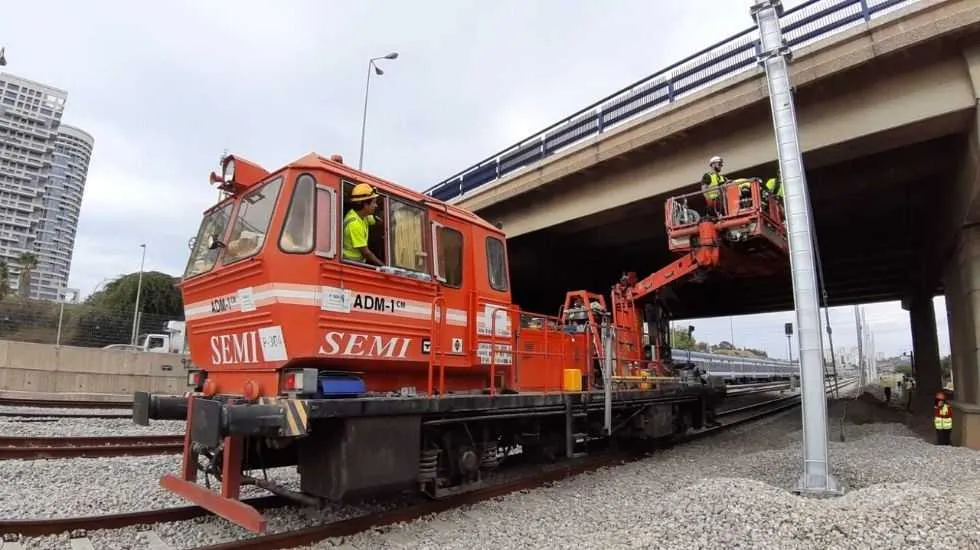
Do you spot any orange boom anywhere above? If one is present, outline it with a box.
[133,152,786,533]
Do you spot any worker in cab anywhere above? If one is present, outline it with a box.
[701,155,727,217]
[343,183,384,266]
[934,391,952,445]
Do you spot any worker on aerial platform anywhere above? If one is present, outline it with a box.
[343,183,384,266]
[765,173,784,201]
[701,156,727,218]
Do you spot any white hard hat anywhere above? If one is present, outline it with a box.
[709,156,723,165]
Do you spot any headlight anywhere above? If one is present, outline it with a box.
[222,157,236,183]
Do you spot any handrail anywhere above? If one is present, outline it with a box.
[427,295,448,397]
[488,305,511,397]
[483,304,576,394]
[423,0,917,203]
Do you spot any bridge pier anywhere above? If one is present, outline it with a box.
[942,225,980,449]
[934,43,980,448]
[901,292,942,405]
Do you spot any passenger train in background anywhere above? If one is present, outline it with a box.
[671,349,798,383]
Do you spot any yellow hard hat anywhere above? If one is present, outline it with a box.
[350,182,378,202]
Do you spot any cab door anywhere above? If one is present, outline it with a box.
[471,229,514,390]
[429,213,469,370]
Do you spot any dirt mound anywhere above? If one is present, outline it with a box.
[826,393,907,425]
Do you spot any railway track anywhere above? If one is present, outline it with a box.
[187,380,857,550]
[0,379,855,545]
[0,409,132,419]
[0,396,132,409]
[0,435,184,459]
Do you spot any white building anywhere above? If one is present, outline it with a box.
[0,73,93,300]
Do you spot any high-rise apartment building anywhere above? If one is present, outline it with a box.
[0,72,93,301]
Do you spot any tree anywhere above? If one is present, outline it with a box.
[671,328,698,350]
[16,252,37,298]
[0,260,9,300]
[85,271,183,317]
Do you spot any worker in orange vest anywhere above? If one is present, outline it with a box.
[934,391,953,445]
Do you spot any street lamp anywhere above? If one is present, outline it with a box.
[56,287,79,347]
[358,51,399,170]
[130,244,146,347]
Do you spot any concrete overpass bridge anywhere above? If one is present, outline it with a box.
[422,0,980,447]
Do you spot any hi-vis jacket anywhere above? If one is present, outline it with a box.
[934,403,952,430]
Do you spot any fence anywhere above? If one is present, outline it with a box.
[423,0,919,202]
[0,297,184,349]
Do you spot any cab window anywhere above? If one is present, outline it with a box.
[184,201,234,278]
[486,236,508,291]
[315,185,337,258]
[389,199,427,272]
[223,177,284,264]
[436,226,463,287]
[280,174,315,254]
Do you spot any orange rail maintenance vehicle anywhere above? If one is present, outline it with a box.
[134,152,787,533]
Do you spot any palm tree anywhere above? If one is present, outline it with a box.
[0,260,9,300]
[16,252,37,299]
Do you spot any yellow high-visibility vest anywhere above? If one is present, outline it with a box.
[934,404,952,430]
[704,171,725,199]
[765,177,784,198]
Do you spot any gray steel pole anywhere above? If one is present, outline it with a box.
[130,244,146,346]
[357,60,375,171]
[855,305,865,387]
[603,320,614,435]
[358,52,398,171]
[751,0,839,495]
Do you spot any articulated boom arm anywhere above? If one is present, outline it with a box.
[566,178,787,384]
[609,220,723,377]
[628,221,721,303]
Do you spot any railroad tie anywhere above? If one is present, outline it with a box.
[69,538,95,550]
[0,541,25,550]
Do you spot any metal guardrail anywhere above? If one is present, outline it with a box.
[423,0,918,203]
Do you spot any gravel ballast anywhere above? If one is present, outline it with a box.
[10,384,977,549]
[302,395,980,550]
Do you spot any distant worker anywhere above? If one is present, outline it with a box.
[934,391,952,445]
[701,155,727,217]
[342,183,384,266]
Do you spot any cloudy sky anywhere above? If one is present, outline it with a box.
[1,0,943,359]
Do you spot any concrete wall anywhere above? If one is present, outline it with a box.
[0,339,188,396]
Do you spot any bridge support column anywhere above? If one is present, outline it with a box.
[901,293,942,404]
[942,225,980,449]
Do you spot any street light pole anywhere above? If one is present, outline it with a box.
[130,244,146,347]
[358,52,399,170]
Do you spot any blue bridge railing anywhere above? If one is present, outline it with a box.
[423,0,918,203]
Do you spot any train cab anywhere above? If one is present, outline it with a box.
[178,152,585,402]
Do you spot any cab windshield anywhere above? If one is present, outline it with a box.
[222,177,284,264]
[184,201,234,278]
